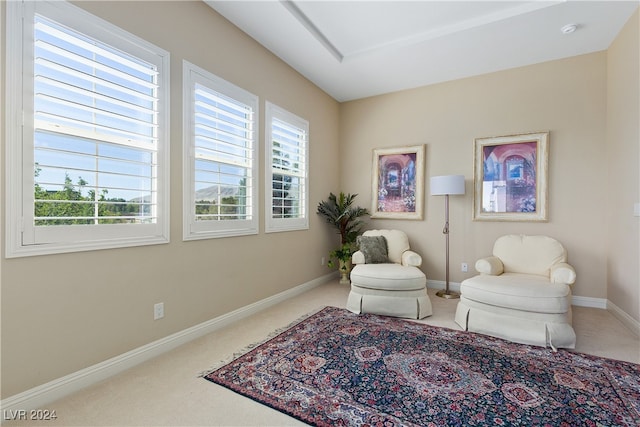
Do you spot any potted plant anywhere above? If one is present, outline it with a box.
[317,192,369,284]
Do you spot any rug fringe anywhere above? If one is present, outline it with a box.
[197,305,330,378]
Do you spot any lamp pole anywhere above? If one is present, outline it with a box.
[436,194,459,298]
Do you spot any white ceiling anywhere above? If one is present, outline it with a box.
[206,1,639,102]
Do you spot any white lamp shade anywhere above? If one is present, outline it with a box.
[430,175,465,196]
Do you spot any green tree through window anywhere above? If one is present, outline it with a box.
[34,166,151,225]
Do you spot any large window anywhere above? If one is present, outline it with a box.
[183,61,259,240]
[265,102,309,233]
[5,1,170,257]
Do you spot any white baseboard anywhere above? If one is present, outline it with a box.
[571,295,607,309]
[427,279,460,293]
[0,272,336,413]
[607,300,640,337]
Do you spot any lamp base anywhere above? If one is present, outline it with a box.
[436,289,460,299]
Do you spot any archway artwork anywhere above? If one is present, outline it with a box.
[473,132,549,222]
[371,145,425,220]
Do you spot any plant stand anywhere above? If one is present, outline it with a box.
[339,260,351,285]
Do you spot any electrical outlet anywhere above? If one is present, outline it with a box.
[461,262,468,273]
[321,256,326,266]
[154,302,164,320]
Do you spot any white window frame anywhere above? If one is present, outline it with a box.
[5,0,170,258]
[182,61,259,240]
[265,102,309,233]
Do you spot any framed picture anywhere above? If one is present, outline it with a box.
[371,145,425,220]
[473,132,549,221]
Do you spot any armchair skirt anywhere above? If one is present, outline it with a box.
[347,264,432,319]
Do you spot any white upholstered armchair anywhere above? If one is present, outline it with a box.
[346,229,432,319]
[455,234,577,350]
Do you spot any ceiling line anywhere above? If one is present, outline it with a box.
[280,0,344,63]
[339,0,565,61]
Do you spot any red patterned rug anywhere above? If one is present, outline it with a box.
[203,306,640,426]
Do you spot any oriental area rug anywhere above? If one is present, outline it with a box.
[203,306,640,427]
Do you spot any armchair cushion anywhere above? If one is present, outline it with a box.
[493,235,567,276]
[352,250,366,265]
[401,250,422,267]
[550,262,577,285]
[362,229,410,264]
[350,264,426,291]
[356,235,389,264]
[475,256,504,275]
[460,273,571,313]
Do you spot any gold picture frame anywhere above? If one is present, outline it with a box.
[371,145,425,220]
[473,132,549,222]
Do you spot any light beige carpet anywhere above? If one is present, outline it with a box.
[4,279,639,426]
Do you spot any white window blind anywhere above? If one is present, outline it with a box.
[265,102,309,233]
[183,62,258,240]
[33,15,159,225]
[5,0,170,257]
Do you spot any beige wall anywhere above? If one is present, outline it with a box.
[340,53,610,300]
[606,9,640,322]
[0,1,340,398]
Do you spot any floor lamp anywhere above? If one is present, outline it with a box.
[430,175,465,299]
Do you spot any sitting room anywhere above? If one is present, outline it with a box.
[1,1,638,425]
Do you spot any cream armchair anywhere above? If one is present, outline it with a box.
[346,229,432,319]
[455,234,577,350]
